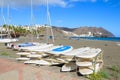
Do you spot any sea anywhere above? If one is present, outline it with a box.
[69,36,120,42]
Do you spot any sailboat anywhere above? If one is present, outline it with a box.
[8,0,40,49]
[0,0,18,43]
[11,0,55,50]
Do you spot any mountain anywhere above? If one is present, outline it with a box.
[52,26,115,37]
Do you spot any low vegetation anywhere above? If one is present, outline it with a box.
[87,65,120,80]
[108,65,120,80]
[0,52,10,56]
[87,70,110,80]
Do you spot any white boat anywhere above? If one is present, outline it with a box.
[61,62,76,72]
[46,45,73,55]
[75,48,103,75]
[0,38,18,43]
[19,43,54,51]
[34,45,73,66]
[0,1,18,43]
[12,42,42,50]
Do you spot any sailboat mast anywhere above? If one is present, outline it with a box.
[46,0,55,43]
[1,0,7,38]
[31,0,33,25]
[1,0,3,17]
[7,2,10,24]
[0,0,3,39]
[7,0,16,39]
[30,0,33,42]
[46,0,48,43]
[7,1,11,38]
[2,0,6,25]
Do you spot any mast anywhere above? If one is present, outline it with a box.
[30,0,33,42]
[7,1,10,24]
[7,0,17,39]
[1,0,7,39]
[0,0,3,39]
[30,0,39,41]
[46,0,48,43]
[31,0,33,25]
[46,0,55,43]
[7,1,11,39]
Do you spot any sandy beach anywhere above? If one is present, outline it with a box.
[0,36,120,80]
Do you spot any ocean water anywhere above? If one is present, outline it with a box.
[69,36,120,42]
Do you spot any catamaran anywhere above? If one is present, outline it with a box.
[0,0,18,43]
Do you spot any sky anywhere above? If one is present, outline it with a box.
[0,0,120,37]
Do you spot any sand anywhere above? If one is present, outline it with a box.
[1,36,120,65]
[54,38,120,66]
[0,36,120,79]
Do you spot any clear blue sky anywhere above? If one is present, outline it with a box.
[0,0,120,37]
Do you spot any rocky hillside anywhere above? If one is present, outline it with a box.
[53,26,114,37]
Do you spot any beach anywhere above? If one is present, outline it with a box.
[0,36,120,80]
[54,38,120,66]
